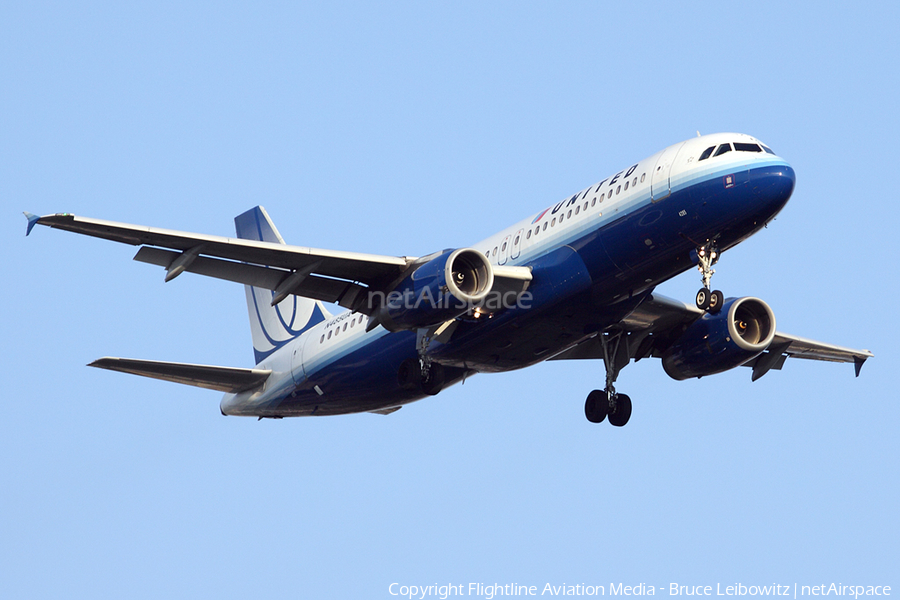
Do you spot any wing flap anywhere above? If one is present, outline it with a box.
[89,357,271,393]
[134,247,372,312]
[771,332,873,366]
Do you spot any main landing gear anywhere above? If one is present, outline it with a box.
[694,241,724,313]
[398,357,445,395]
[584,331,633,427]
[397,327,447,396]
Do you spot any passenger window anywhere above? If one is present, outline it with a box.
[526,230,532,239]
[320,335,325,343]
[583,201,588,211]
[567,210,572,218]
[713,144,732,157]
[699,146,715,161]
[514,235,520,245]
[543,222,548,231]
[591,198,596,207]
[575,206,580,215]
[632,177,637,187]
[599,192,605,202]
[328,330,332,339]
[350,320,354,328]
[559,213,564,223]
[734,142,762,152]
[616,185,621,195]
[624,181,629,191]
[343,323,348,332]
[551,218,556,227]
[640,173,646,183]
[492,247,498,256]
[501,241,507,251]
[535,226,540,235]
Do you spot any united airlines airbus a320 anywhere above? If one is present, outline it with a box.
[26,133,872,427]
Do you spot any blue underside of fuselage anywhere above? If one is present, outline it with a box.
[248,163,795,417]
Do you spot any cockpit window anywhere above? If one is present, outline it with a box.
[713,143,732,157]
[761,145,776,155]
[734,142,762,153]
[698,146,715,161]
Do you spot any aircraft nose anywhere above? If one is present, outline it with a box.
[778,163,796,192]
[771,163,796,207]
[753,162,795,218]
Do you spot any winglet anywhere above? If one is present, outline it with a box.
[23,212,41,236]
[854,356,867,377]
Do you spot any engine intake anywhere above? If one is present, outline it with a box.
[662,297,776,380]
[376,248,494,331]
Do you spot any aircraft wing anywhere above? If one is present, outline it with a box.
[26,211,416,313]
[26,211,532,315]
[551,293,873,379]
[89,357,271,393]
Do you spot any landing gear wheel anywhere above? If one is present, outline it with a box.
[397,358,421,391]
[399,359,445,395]
[584,389,608,423]
[421,363,445,396]
[708,290,724,314]
[608,393,632,427]
[695,288,711,311]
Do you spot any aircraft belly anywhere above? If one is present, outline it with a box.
[257,329,467,417]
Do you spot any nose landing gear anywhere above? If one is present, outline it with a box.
[694,241,724,313]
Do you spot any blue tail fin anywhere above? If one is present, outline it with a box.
[234,206,331,364]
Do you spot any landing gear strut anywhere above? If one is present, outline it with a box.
[694,241,724,313]
[583,331,633,427]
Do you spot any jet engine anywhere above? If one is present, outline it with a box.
[375,248,493,331]
[662,297,776,380]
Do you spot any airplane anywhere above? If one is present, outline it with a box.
[24,132,873,427]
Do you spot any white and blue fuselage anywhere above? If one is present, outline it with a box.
[221,132,795,417]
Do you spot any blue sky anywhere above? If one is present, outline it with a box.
[2,2,897,598]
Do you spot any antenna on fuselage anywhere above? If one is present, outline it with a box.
[697,130,701,137]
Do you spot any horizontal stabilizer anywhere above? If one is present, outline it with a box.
[89,357,271,393]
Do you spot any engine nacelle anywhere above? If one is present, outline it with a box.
[376,248,493,331]
[662,297,776,380]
